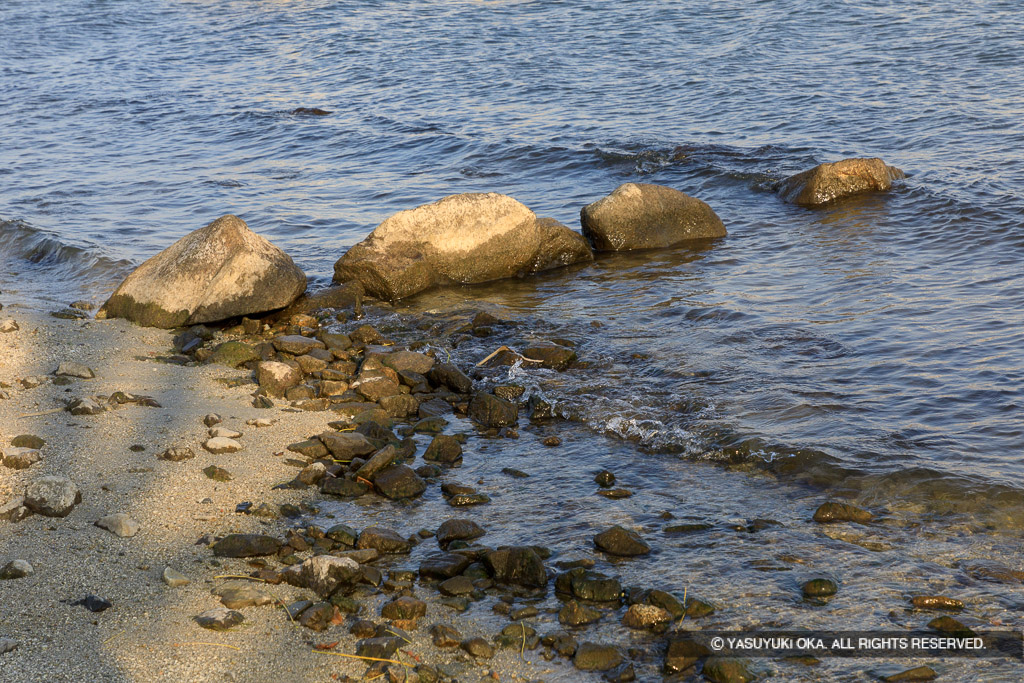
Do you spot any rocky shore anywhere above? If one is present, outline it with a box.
[3,290,1009,683]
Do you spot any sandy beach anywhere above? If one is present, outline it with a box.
[0,309,551,683]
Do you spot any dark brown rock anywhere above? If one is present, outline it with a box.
[778,157,905,206]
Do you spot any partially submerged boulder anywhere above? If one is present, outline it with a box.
[777,157,905,206]
[97,215,306,328]
[580,183,726,251]
[333,193,593,300]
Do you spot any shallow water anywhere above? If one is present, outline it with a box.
[2,1,1023,676]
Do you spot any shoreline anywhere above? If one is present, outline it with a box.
[1,302,1020,683]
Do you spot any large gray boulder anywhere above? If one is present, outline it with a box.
[580,183,726,251]
[97,215,306,328]
[333,193,593,300]
[777,157,905,206]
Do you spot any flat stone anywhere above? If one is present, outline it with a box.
[353,444,398,480]
[382,350,435,375]
[0,638,18,654]
[158,446,195,462]
[24,476,81,517]
[910,595,964,611]
[67,397,105,415]
[54,362,95,379]
[212,534,282,558]
[319,431,376,459]
[273,334,326,355]
[0,496,31,522]
[702,656,755,683]
[162,566,190,587]
[419,552,472,580]
[574,642,623,671]
[203,465,232,481]
[95,513,140,538]
[0,319,18,334]
[298,602,336,631]
[521,344,577,370]
[208,427,242,439]
[356,527,411,554]
[214,584,275,608]
[194,608,245,631]
[203,437,242,454]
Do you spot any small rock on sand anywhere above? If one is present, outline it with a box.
[24,476,81,517]
[203,437,242,454]
[162,567,190,587]
[0,560,34,580]
[194,608,244,631]
[95,513,140,538]
[0,319,19,333]
[54,362,95,379]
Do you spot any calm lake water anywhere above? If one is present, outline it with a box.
[2,1,1022,678]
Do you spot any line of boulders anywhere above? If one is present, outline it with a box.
[92,156,903,327]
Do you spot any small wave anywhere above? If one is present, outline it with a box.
[0,218,132,306]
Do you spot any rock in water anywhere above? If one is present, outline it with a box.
[580,183,726,251]
[594,525,651,556]
[333,193,593,300]
[777,157,905,206]
[96,215,306,328]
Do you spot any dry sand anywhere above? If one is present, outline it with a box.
[0,310,547,682]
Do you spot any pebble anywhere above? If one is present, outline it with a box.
[161,567,190,587]
[208,427,242,439]
[74,595,112,613]
[246,418,274,427]
[0,559,34,580]
[203,437,242,454]
[203,465,232,481]
[460,637,494,659]
[158,446,196,462]
[0,319,19,333]
[884,665,938,682]
[594,470,615,487]
[802,578,838,598]
[194,608,244,630]
[203,413,222,427]
[95,513,140,538]
[542,435,562,447]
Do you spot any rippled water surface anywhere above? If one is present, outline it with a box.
[2,3,1023,675]
[5,0,1019,514]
